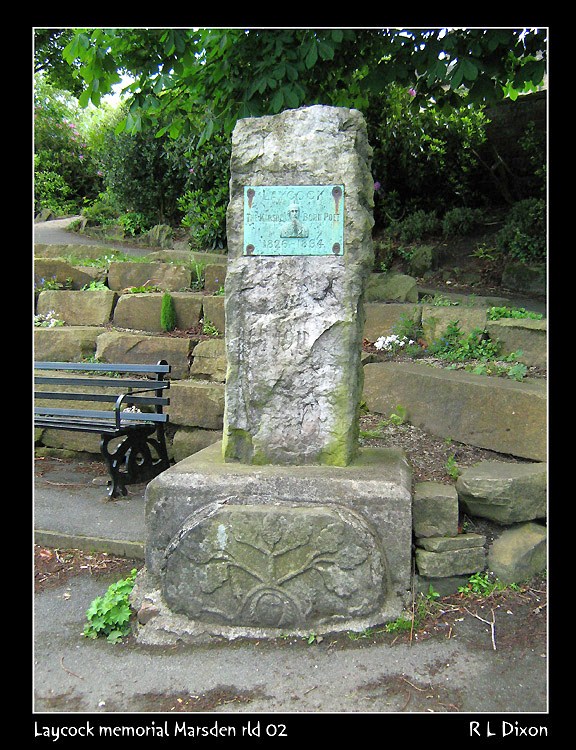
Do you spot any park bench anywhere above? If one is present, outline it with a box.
[34,360,172,498]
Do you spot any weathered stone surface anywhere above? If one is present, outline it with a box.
[34,258,103,290]
[421,304,487,343]
[107,261,191,291]
[363,303,421,342]
[34,326,101,361]
[145,224,173,248]
[416,534,486,552]
[36,290,117,326]
[95,330,192,380]
[168,380,225,429]
[204,264,227,293]
[34,243,121,260]
[171,428,222,463]
[488,522,547,583]
[412,482,459,538]
[419,289,512,308]
[112,292,203,332]
[486,318,547,367]
[416,575,471,597]
[363,362,546,461]
[408,245,442,277]
[163,503,388,629]
[38,428,101,454]
[365,273,418,303]
[501,261,546,296]
[142,442,412,637]
[201,296,225,334]
[223,106,374,466]
[415,546,486,578]
[189,338,227,382]
[456,460,547,524]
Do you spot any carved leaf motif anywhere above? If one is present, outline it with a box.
[334,542,370,570]
[320,566,363,598]
[232,515,262,548]
[316,523,344,554]
[185,537,220,565]
[278,518,313,550]
[260,513,288,547]
[200,562,230,594]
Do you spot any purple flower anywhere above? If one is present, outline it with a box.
[408,88,416,97]
[374,181,381,191]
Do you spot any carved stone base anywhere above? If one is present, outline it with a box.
[134,442,412,643]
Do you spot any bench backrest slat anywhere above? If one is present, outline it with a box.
[35,375,170,390]
[34,361,170,375]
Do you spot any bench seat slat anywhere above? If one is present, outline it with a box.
[34,391,170,407]
[34,406,168,423]
[34,418,135,434]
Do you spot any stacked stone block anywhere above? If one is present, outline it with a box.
[412,482,486,582]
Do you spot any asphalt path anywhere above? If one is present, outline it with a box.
[34,216,154,256]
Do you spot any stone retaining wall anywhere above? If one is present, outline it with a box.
[34,258,547,462]
[34,254,548,588]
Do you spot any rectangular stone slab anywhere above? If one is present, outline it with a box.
[144,442,413,635]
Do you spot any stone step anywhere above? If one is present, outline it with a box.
[363,361,546,461]
[36,282,545,362]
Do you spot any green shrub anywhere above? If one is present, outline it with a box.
[118,211,151,237]
[34,169,78,215]
[34,74,103,214]
[179,185,228,251]
[442,207,483,237]
[495,198,546,264]
[390,210,440,243]
[81,190,121,226]
[160,292,177,332]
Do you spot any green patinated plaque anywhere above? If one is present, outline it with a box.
[244,185,344,256]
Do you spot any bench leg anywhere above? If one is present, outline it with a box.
[100,429,171,499]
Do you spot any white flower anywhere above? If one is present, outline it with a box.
[373,334,415,352]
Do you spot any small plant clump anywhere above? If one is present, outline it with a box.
[487,306,543,321]
[458,572,521,597]
[35,275,73,292]
[201,318,220,336]
[373,333,415,353]
[83,568,138,643]
[81,280,109,291]
[34,310,64,327]
[160,292,177,332]
[428,321,500,362]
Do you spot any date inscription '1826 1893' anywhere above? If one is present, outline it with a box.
[243,185,344,256]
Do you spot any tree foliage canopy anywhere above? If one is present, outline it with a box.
[36,27,547,143]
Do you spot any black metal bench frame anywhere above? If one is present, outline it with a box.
[34,360,171,498]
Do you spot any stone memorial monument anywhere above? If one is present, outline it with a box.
[132,106,413,644]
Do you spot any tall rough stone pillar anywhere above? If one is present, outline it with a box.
[133,107,413,644]
[222,106,375,466]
